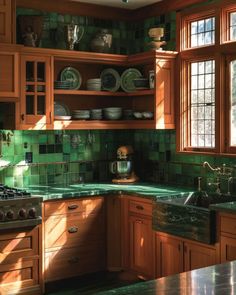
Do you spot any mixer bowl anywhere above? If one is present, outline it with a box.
[109,160,132,177]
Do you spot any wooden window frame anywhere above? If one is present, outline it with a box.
[177,0,236,155]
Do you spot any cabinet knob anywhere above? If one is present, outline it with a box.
[136,205,144,210]
[68,226,78,233]
[136,220,143,224]
[21,114,25,121]
[68,204,78,210]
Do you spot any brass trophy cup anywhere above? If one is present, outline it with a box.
[148,27,166,50]
[65,24,84,50]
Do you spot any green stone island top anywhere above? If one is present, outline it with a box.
[96,261,236,295]
[210,201,236,214]
[27,183,193,201]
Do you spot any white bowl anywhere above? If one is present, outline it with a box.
[133,112,142,119]
[142,112,153,119]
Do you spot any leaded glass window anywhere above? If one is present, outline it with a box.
[230,12,236,41]
[230,60,236,146]
[190,60,215,147]
[190,17,215,47]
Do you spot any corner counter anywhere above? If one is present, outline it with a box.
[95,260,236,295]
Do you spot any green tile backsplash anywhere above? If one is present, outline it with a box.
[1,129,236,194]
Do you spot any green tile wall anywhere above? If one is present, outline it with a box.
[0,130,133,187]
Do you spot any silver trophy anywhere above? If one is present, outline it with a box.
[65,24,84,50]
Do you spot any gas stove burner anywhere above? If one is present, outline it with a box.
[0,185,31,200]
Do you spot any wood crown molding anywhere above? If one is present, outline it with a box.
[16,0,210,21]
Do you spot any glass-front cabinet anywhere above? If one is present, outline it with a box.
[20,54,52,127]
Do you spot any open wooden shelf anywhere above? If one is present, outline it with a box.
[53,89,154,96]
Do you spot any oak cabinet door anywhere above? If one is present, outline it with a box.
[155,233,183,278]
[20,54,52,127]
[129,215,154,278]
[0,51,19,98]
[0,0,12,43]
[184,242,217,272]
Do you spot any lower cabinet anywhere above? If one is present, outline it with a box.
[0,226,42,295]
[155,232,219,278]
[219,212,236,263]
[43,196,106,283]
[121,195,155,279]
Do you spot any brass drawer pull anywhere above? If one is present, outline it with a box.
[136,220,143,224]
[68,226,78,233]
[68,204,78,210]
[136,205,144,210]
[68,257,79,264]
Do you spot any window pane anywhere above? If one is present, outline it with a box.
[190,17,215,47]
[190,60,215,148]
[230,60,236,145]
[230,12,236,41]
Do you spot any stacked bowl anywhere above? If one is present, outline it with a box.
[91,109,103,120]
[86,78,102,91]
[72,110,90,120]
[103,107,122,120]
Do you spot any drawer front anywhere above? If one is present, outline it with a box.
[44,197,104,217]
[129,199,152,216]
[220,215,236,235]
[44,212,105,249]
[0,259,39,288]
[0,227,39,264]
[45,243,106,281]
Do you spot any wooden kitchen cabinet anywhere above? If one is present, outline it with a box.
[43,196,106,283]
[0,226,42,295]
[0,0,13,43]
[122,195,155,279]
[155,231,218,278]
[17,51,52,129]
[0,44,19,99]
[220,213,236,262]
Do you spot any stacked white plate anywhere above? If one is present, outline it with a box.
[91,109,103,120]
[86,78,102,91]
[103,107,122,120]
[72,110,90,120]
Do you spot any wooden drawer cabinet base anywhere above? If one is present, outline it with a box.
[45,243,106,282]
[0,259,39,291]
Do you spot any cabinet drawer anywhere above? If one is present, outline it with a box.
[45,243,106,281]
[44,212,105,249]
[44,197,104,217]
[0,227,39,264]
[220,215,236,235]
[0,259,39,288]
[129,199,152,216]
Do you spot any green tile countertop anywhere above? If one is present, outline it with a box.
[210,201,236,214]
[26,183,193,201]
[95,261,236,295]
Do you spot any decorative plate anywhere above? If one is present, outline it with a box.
[60,67,82,90]
[120,68,142,92]
[54,101,70,116]
[100,68,121,92]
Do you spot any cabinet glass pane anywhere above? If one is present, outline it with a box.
[26,62,34,81]
[37,85,45,92]
[26,85,34,92]
[37,95,45,115]
[37,62,45,82]
[26,95,34,114]
[230,60,236,146]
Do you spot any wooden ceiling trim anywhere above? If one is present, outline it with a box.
[16,0,130,21]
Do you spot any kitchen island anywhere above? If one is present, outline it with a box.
[95,260,236,295]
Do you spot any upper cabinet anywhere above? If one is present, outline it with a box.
[15,47,177,130]
[0,44,19,99]
[17,51,52,129]
[0,0,13,43]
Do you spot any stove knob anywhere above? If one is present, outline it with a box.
[0,210,4,221]
[6,210,14,220]
[18,208,27,219]
[28,208,36,218]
